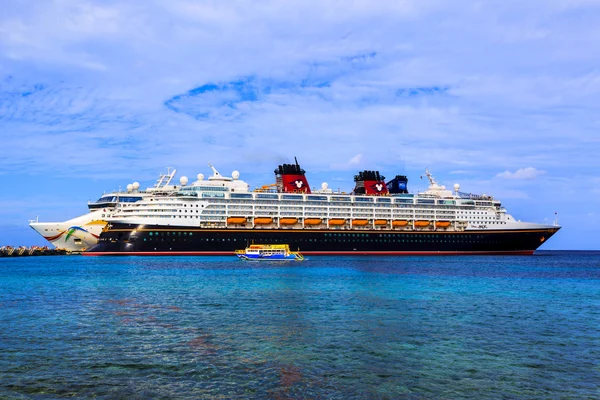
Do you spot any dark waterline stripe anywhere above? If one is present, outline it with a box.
[82,250,535,256]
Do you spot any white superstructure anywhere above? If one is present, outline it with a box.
[105,165,557,232]
[29,169,181,251]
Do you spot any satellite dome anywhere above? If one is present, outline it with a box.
[232,170,240,180]
[126,184,133,192]
[197,173,204,181]
[180,176,188,186]
[321,182,329,190]
[453,183,460,191]
[132,182,140,190]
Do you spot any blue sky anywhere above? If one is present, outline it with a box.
[1,0,599,249]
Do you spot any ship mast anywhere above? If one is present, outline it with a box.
[208,162,221,177]
[425,168,437,187]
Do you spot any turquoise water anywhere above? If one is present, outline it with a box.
[1,252,599,399]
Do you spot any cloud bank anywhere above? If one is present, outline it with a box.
[496,167,546,180]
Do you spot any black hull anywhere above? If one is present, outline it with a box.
[84,223,560,256]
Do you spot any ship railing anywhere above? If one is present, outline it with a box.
[458,192,493,200]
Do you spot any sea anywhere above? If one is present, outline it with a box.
[1,251,599,399]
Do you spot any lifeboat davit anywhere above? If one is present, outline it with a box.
[227,217,247,224]
[328,219,346,226]
[279,218,298,225]
[414,220,430,228]
[392,220,408,227]
[254,218,273,225]
[435,221,451,228]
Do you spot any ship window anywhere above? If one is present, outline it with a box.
[257,194,279,199]
[282,195,303,200]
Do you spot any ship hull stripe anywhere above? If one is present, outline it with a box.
[85,222,558,256]
[82,250,535,256]
[105,228,556,234]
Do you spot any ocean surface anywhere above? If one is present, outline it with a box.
[1,252,599,399]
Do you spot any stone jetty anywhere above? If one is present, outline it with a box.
[0,246,73,257]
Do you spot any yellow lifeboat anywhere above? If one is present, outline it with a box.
[414,220,430,228]
[328,219,346,226]
[435,221,451,228]
[392,220,409,227]
[304,218,322,225]
[254,218,273,225]
[227,217,247,224]
[351,219,369,226]
[279,218,298,225]
[374,219,388,226]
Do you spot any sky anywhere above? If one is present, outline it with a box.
[1,0,599,249]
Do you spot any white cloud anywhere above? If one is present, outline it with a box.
[496,167,546,180]
[329,154,365,171]
[349,154,363,165]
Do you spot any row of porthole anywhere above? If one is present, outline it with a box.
[145,238,239,242]
[323,233,489,239]
[318,239,501,243]
[148,232,194,236]
[138,232,501,240]
[144,238,192,242]
[138,237,502,244]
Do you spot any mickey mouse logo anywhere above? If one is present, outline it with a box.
[294,180,304,188]
[375,183,383,192]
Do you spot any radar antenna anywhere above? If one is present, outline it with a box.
[208,162,221,177]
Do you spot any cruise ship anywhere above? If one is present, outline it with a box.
[29,169,180,251]
[83,160,560,256]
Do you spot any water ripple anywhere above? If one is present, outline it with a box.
[1,253,600,398]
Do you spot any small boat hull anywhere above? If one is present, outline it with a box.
[392,220,409,227]
[351,219,369,226]
[304,219,322,225]
[237,253,299,260]
[235,243,304,261]
[254,218,273,225]
[227,217,247,224]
